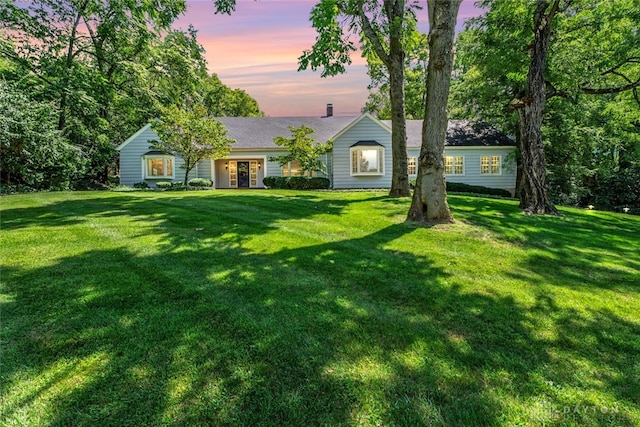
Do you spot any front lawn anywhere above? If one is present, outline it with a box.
[1,190,639,426]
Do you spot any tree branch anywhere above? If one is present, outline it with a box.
[357,1,390,66]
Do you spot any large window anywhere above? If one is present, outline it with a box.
[351,146,384,175]
[445,156,465,175]
[407,157,417,175]
[480,155,501,175]
[144,155,174,179]
[281,160,315,177]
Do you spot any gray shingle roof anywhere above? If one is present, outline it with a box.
[215,116,359,149]
[385,119,514,148]
[211,116,513,150]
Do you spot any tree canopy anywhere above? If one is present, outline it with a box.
[270,125,333,176]
[150,104,235,187]
[0,0,261,191]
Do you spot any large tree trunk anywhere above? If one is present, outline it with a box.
[359,0,410,197]
[388,49,411,197]
[407,0,461,223]
[510,0,560,215]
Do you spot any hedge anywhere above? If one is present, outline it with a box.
[263,176,330,190]
[409,179,512,198]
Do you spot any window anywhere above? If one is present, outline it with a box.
[144,155,174,179]
[480,155,501,175]
[229,161,237,187]
[445,156,464,175]
[350,146,384,175]
[407,157,417,175]
[282,160,317,177]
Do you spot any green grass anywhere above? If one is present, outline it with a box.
[1,190,639,426]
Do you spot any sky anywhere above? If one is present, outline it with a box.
[175,0,483,117]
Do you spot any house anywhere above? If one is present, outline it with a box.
[117,105,517,195]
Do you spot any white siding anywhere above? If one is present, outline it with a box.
[407,147,517,195]
[119,126,186,187]
[332,116,392,189]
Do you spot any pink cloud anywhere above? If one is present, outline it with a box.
[177,0,483,116]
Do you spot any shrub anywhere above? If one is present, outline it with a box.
[263,176,277,188]
[409,178,511,197]
[133,182,150,189]
[263,176,330,190]
[155,181,172,190]
[447,182,512,197]
[188,178,212,187]
[171,182,185,190]
[286,176,310,190]
[308,177,330,189]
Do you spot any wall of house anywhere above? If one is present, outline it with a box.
[119,125,189,187]
[407,146,517,195]
[332,116,393,189]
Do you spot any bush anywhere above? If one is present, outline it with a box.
[171,182,185,190]
[188,178,213,188]
[133,182,150,189]
[308,177,331,189]
[263,176,330,190]
[155,181,172,190]
[286,176,310,190]
[409,179,511,198]
[263,176,277,188]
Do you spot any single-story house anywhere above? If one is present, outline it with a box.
[117,105,517,194]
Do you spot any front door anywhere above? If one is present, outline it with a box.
[237,161,250,188]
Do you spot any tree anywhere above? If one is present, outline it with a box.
[298,0,416,197]
[509,0,561,214]
[270,125,333,176]
[0,81,83,190]
[451,0,640,213]
[407,0,462,223]
[363,20,429,120]
[150,105,235,188]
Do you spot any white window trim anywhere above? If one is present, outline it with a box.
[350,146,385,176]
[480,155,503,176]
[407,157,417,176]
[142,154,175,179]
[445,155,466,176]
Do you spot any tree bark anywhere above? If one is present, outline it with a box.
[510,0,560,215]
[387,48,411,197]
[407,0,461,223]
[359,0,411,197]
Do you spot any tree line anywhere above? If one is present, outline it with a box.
[0,0,261,192]
[3,0,638,217]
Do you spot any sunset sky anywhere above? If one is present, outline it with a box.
[175,0,483,117]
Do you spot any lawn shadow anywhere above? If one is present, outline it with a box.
[451,195,640,293]
[2,192,638,425]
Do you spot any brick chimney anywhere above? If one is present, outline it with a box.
[326,103,333,117]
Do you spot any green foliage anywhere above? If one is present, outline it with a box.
[0,82,84,191]
[363,19,428,120]
[188,178,213,188]
[0,1,261,189]
[133,182,150,189]
[150,104,235,187]
[269,125,332,176]
[263,176,330,190]
[409,178,512,198]
[155,181,173,189]
[451,0,640,211]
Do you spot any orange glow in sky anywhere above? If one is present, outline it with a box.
[176,0,482,117]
